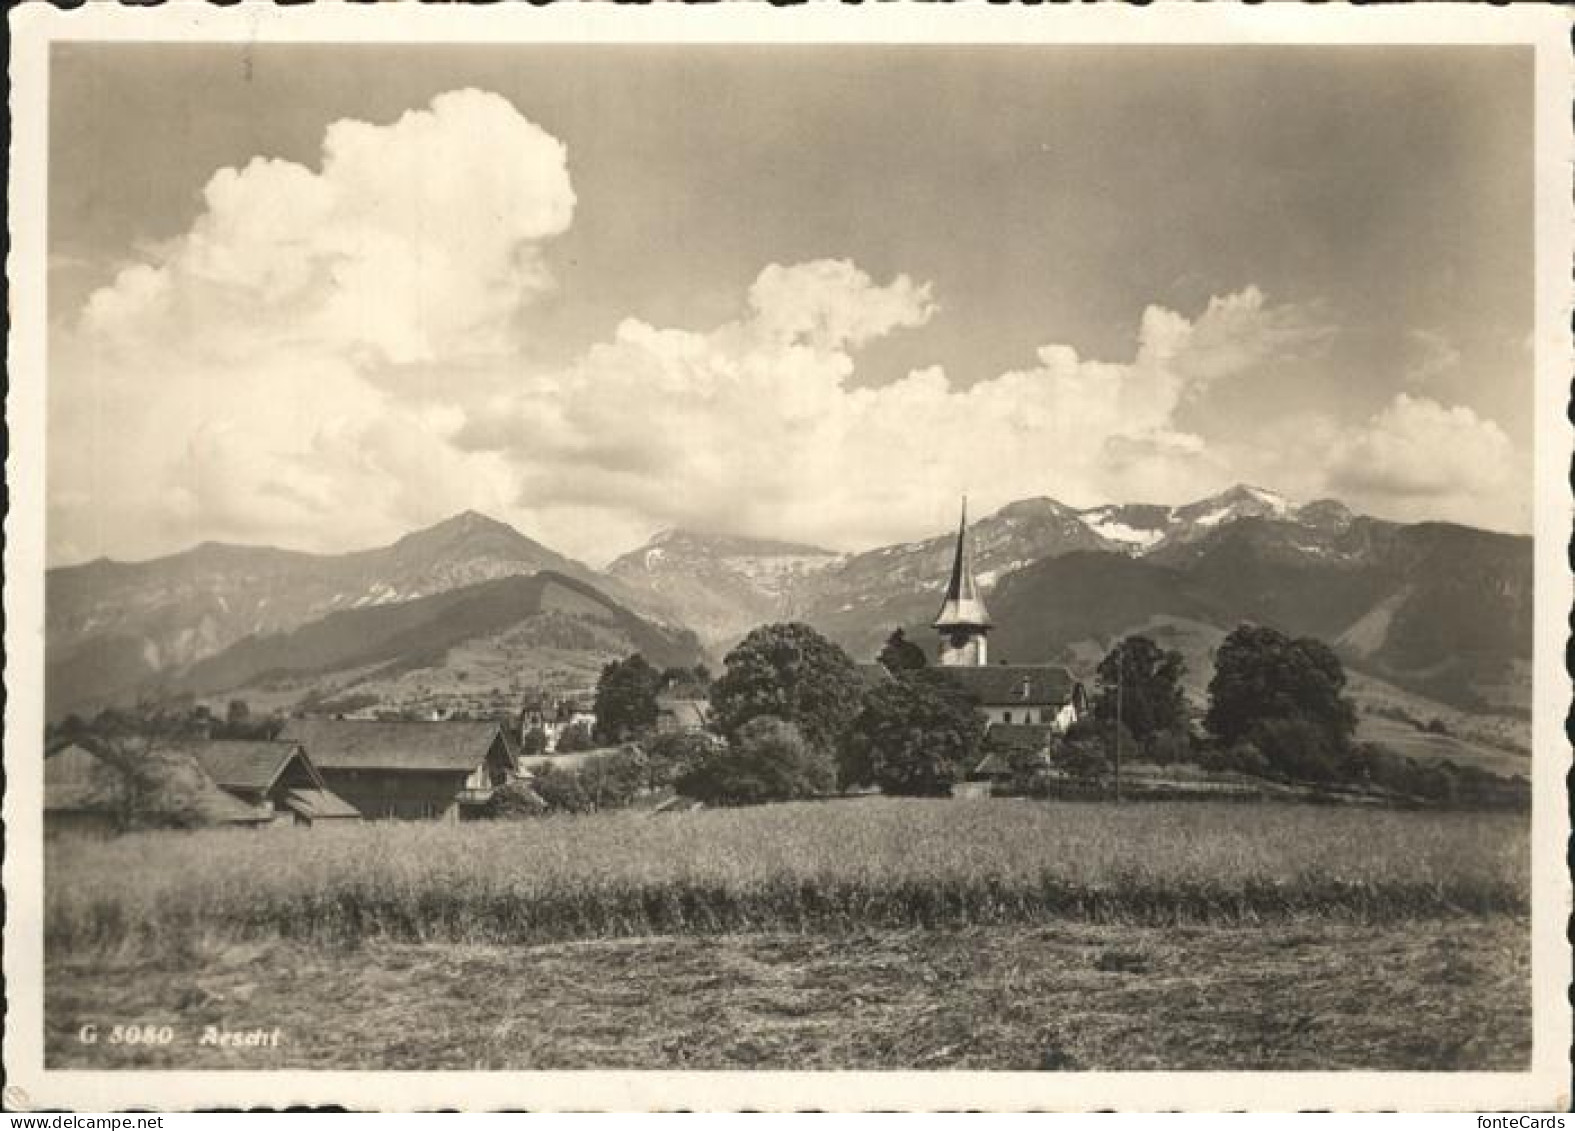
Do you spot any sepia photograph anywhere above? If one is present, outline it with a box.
[5,2,1571,1113]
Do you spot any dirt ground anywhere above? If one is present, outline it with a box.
[46,918,1529,1072]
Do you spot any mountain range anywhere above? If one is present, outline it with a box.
[45,512,692,719]
[45,487,1532,741]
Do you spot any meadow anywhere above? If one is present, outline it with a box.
[47,798,1528,956]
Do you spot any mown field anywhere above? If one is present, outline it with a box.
[45,799,1531,1070]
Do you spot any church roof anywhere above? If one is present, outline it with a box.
[935,665,1080,707]
[933,499,992,630]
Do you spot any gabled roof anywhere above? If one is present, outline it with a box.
[656,697,709,729]
[983,722,1058,751]
[44,744,120,812]
[971,750,1015,779]
[44,742,272,824]
[281,787,361,820]
[160,739,317,794]
[934,498,992,630]
[934,664,1080,707]
[278,718,514,773]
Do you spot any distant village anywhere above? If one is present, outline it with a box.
[44,502,1527,836]
[45,503,1105,833]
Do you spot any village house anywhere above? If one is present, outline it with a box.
[928,499,1089,735]
[518,693,597,753]
[163,738,360,827]
[655,695,710,734]
[44,741,275,836]
[278,718,519,821]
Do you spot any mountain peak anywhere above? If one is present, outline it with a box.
[621,526,837,561]
[432,509,513,533]
[992,496,1077,521]
[393,510,533,549]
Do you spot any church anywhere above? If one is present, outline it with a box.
[931,500,1088,734]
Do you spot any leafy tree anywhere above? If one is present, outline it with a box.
[530,764,595,813]
[708,623,863,761]
[643,730,723,790]
[840,669,984,795]
[676,716,835,806]
[480,778,548,819]
[576,746,651,809]
[518,748,651,813]
[1145,727,1193,766]
[1052,726,1113,782]
[555,720,597,753]
[80,736,238,830]
[1204,624,1357,753]
[519,725,549,759]
[1247,716,1342,783]
[1004,743,1056,796]
[877,627,928,673]
[660,664,713,699]
[594,653,662,743]
[1094,635,1189,753]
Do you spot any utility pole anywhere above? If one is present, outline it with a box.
[1114,653,1123,803]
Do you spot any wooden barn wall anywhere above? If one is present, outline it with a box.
[317,768,472,821]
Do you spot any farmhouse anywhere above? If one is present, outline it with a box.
[929,499,1088,733]
[278,718,518,821]
[655,695,710,734]
[518,694,598,753]
[162,739,359,827]
[44,743,127,837]
[44,740,274,836]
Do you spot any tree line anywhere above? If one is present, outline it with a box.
[510,619,1526,812]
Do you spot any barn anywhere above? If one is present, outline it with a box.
[655,696,709,734]
[44,741,275,836]
[162,739,359,827]
[278,719,518,821]
[44,743,127,837]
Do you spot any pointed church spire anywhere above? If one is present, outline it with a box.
[934,496,992,631]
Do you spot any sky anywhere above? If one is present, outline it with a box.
[47,44,1534,567]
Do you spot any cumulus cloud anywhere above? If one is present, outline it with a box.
[49,87,1526,567]
[1323,393,1525,527]
[459,271,1326,550]
[52,90,570,561]
[82,88,574,368]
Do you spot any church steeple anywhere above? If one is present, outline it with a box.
[933,497,992,666]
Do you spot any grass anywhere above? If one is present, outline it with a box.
[47,798,1529,957]
[45,920,1530,1070]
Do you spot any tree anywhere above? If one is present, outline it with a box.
[83,736,239,830]
[660,664,713,699]
[594,653,662,743]
[480,778,548,819]
[1094,635,1189,753]
[530,764,595,813]
[556,720,597,753]
[643,730,723,790]
[708,623,863,761]
[1248,716,1342,783]
[840,669,984,795]
[676,716,835,806]
[877,627,928,673]
[1204,624,1357,756]
[1052,723,1114,782]
[576,746,651,809]
[519,726,549,759]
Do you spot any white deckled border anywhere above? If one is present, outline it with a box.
[5,1,1571,1113]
